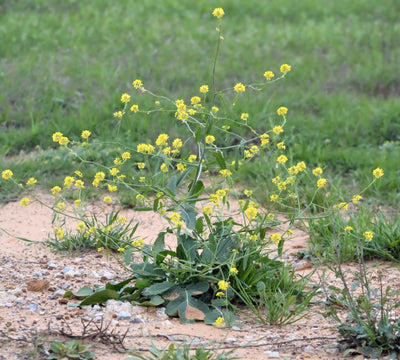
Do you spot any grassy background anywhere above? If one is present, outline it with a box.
[1,0,400,203]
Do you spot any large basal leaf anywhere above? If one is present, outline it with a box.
[63,286,95,298]
[131,261,166,278]
[164,282,210,324]
[142,281,176,296]
[180,204,197,230]
[105,276,136,292]
[79,289,120,306]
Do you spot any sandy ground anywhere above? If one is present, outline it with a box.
[1,194,393,359]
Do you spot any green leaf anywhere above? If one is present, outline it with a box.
[164,283,211,324]
[105,276,136,292]
[131,261,166,278]
[180,205,197,230]
[152,232,166,255]
[134,278,152,289]
[177,234,199,263]
[195,218,204,234]
[79,289,120,306]
[167,175,177,195]
[143,281,176,296]
[188,180,205,197]
[212,151,226,169]
[141,295,165,307]
[72,286,95,298]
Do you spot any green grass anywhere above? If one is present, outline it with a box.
[1,0,400,203]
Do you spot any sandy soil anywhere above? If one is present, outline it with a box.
[1,194,393,360]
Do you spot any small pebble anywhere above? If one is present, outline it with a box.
[117,311,131,320]
[27,303,38,312]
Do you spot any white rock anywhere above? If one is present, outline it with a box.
[263,351,280,358]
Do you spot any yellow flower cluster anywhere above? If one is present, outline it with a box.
[137,143,155,154]
[264,71,275,80]
[156,133,169,147]
[2,169,13,180]
[373,167,384,179]
[121,93,131,103]
[92,171,105,187]
[52,132,69,146]
[212,7,225,19]
[277,107,288,116]
[81,130,91,139]
[234,82,245,93]
[245,204,258,221]
[175,99,189,121]
[132,79,143,89]
[270,233,282,244]
[363,231,373,241]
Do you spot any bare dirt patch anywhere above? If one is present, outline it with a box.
[1,195,394,359]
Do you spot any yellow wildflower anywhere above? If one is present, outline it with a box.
[260,133,270,146]
[218,280,229,291]
[121,152,131,160]
[205,135,215,144]
[52,132,63,143]
[172,138,183,148]
[2,169,13,180]
[364,231,373,241]
[191,96,201,105]
[160,163,168,173]
[277,155,288,164]
[156,133,169,147]
[103,196,112,204]
[230,267,239,275]
[317,178,327,188]
[109,168,119,176]
[55,227,64,239]
[113,111,123,118]
[277,107,288,116]
[56,202,66,211]
[234,82,245,93]
[108,184,117,192]
[59,136,69,146]
[130,104,139,113]
[188,154,197,163]
[63,176,75,188]
[77,222,86,232]
[20,198,30,206]
[215,316,226,328]
[132,79,143,89]
[74,199,81,207]
[26,177,37,186]
[312,167,323,176]
[273,125,284,135]
[219,169,232,177]
[81,130,91,139]
[345,226,353,232]
[203,206,213,216]
[280,64,291,73]
[241,113,249,121]
[176,163,186,173]
[121,93,131,103]
[137,162,145,170]
[245,206,258,220]
[373,167,384,179]
[200,85,209,93]
[264,71,275,80]
[352,195,363,204]
[51,186,61,195]
[212,7,225,18]
[270,233,282,244]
